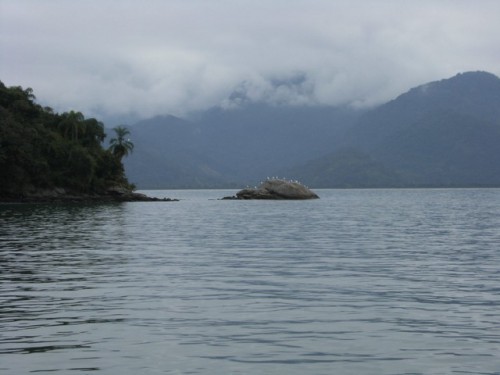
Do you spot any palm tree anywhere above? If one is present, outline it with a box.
[109,126,134,161]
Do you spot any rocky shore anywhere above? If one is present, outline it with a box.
[0,186,178,203]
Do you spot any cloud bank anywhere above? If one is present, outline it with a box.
[1,0,500,121]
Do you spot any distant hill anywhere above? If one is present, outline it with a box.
[124,105,360,187]
[122,115,231,188]
[123,71,500,188]
[292,71,500,187]
[285,149,402,188]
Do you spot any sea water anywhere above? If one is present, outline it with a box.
[1,189,499,374]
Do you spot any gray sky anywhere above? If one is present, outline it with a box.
[1,0,499,121]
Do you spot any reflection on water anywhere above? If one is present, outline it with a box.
[1,189,500,374]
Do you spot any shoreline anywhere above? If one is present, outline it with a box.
[0,191,179,204]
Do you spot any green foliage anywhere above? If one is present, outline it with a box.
[0,81,130,196]
[109,126,134,161]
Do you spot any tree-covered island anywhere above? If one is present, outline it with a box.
[0,81,171,202]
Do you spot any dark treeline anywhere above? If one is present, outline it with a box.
[0,81,130,197]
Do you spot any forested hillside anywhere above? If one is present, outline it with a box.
[0,81,130,198]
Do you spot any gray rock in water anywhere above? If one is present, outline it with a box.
[235,179,319,200]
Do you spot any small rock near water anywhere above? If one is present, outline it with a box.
[228,179,319,200]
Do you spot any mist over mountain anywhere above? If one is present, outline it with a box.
[123,71,500,188]
[306,71,500,187]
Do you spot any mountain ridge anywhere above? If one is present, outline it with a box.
[122,71,500,188]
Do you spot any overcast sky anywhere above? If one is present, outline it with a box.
[1,0,500,122]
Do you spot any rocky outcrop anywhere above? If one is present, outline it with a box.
[0,186,178,203]
[106,187,179,202]
[225,179,319,200]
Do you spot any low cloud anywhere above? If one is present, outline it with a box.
[1,0,499,122]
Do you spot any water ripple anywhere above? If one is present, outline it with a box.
[1,189,500,374]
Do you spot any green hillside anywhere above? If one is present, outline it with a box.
[0,81,130,198]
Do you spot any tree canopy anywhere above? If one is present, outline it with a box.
[0,81,131,197]
[109,126,134,161]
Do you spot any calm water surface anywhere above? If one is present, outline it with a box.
[1,189,499,374]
